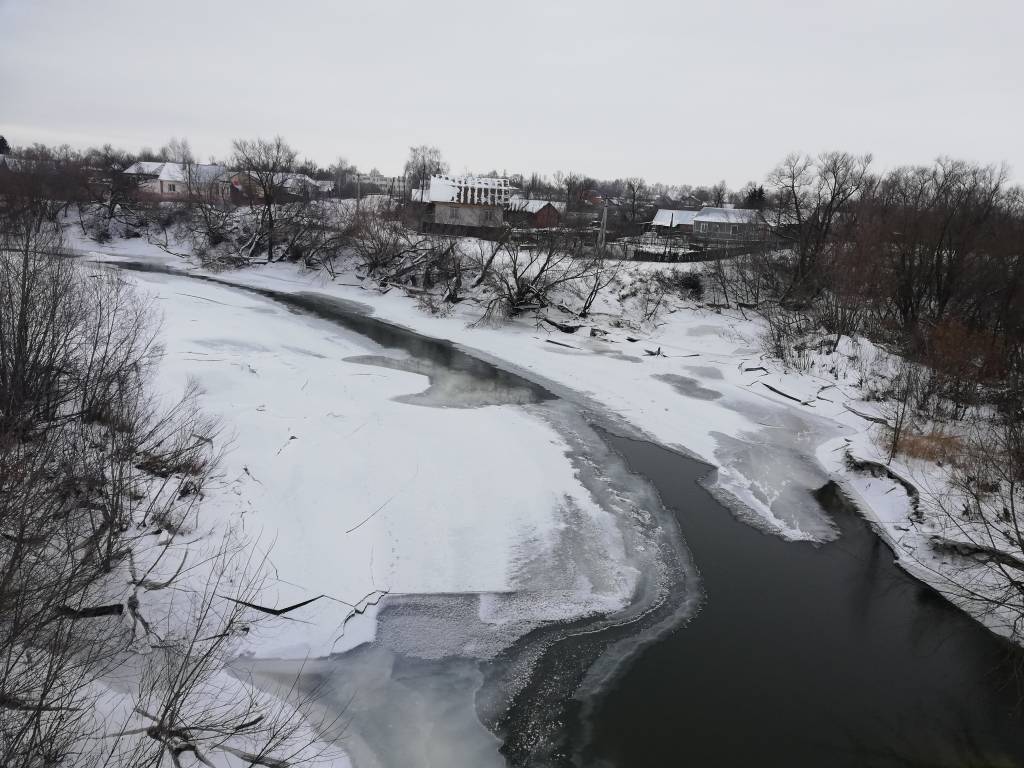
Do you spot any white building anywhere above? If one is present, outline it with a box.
[424,175,512,206]
[507,196,566,214]
[123,161,228,200]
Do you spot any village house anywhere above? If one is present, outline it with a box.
[692,206,767,242]
[123,161,230,202]
[122,161,166,196]
[506,198,564,228]
[419,174,511,235]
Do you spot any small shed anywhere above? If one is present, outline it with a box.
[507,199,563,228]
[651,209,697,234]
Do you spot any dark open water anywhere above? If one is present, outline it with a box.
[591,434,1024,768]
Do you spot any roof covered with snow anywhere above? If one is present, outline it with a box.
[508,198,565,214]
[159,163,228,183]
[693,206,762,225]
[156,163,183,182]
[282,173,317,192]
[123,161,228,184]
[123,161,166,176]
[652,209,697,227]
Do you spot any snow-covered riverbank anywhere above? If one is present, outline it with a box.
[73,234,974,606]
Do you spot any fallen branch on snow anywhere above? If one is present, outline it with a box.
[843,403,889,426]
[542,318,583,334]
[545,339,580,350]
[760,381,812,405]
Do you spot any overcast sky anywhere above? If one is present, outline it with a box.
[1,0,1021,187]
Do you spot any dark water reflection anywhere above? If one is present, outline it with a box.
[589,434,1024,768]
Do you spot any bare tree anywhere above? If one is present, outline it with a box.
[329,156,358,198]
[767,151,872,296]
[350,213,427,281]
[554,171,584,212]
[77,144,146,236]
[576,249,622,318]
[700,245,779,311]
[277,198,352,267]
[110,539,337,768]
[920,398,1024,639]
[470,232,510,290]
[404,145,448,199]
[0,185,334,766]
[624,177,647,223]
[709,180,729,208]
[231,136,299,260]
[160,136,194,165]
[476,231,591,322]
[0,251,209,765]
[880,356,923,464]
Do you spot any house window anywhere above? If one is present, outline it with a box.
[698,222,708,233]
[167,183,176,192]
[731,224,738,235]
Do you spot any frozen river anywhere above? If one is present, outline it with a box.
[112,261,1024,767]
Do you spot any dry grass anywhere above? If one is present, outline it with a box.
[896,426,964,463]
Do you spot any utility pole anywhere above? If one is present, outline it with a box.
[356,174,361,214]
[597,202,608,252]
